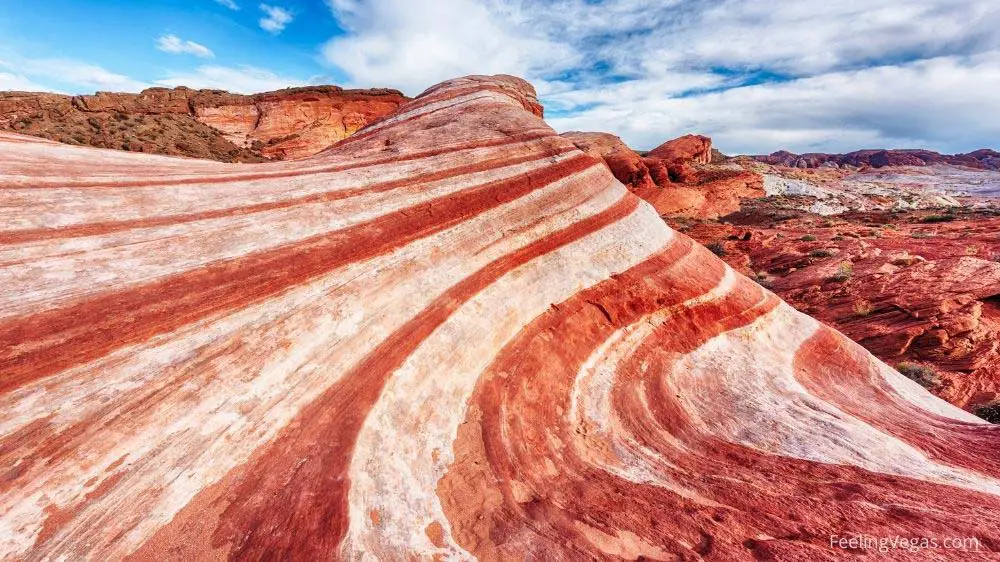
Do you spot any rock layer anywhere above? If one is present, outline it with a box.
[2,75,1000,560]
[0,85,408,161]
[563,131,763,218]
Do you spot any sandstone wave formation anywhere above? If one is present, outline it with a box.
[3,75,1000,560]
[0,85,408,162]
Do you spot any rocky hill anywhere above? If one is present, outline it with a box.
[755,148,1000,170]
[562,131,763,218]
[0,85,408,162]
[4,75,1000,560]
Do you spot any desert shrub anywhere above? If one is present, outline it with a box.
[890,253,922,266]
[853,299,874,317]
[754,271,773,289]
[705,241,727,257]
[800,234,817,242]
[975,403,1000,424]
[810,248,836,258]
[831,235,845,241]
[71,133,86,144]
[921,214,954,223]
[897,362,939,388]
[829,261,854,282]
[965,245,979,256]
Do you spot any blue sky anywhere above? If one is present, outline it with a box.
[2,0,999,155]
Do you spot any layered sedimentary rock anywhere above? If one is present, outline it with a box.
[3,75,1000,561]
[647,133,713,165]
[563,131,763,218]
[0,85,407,161]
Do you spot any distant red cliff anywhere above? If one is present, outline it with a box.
[0,85,409,161]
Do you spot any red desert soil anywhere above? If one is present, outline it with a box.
[3,75,1000,560]
[0,85,408,162]
[678,202,1000,411]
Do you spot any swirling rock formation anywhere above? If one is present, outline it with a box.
[2,75,1000,561]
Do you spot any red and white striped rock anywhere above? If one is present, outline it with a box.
[2,75,1000,561]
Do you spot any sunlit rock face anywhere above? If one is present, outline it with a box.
[2,75,1000,561]
[0,86,408,161]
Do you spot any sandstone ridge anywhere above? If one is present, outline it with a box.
[3,74,1000,560]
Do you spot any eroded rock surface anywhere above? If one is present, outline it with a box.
[682,205,1000,411]
[562,131,763,219]
[3,75,1000,560]
[0,85,408,161]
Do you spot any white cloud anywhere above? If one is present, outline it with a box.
[0,71,63,93]
[155,64,306,93]
[259,4,293,34]
[156,35,214,58]
[322,0,579,95]
[215,0,239,9]
[549,51,1000,155]
[0,57,150,93]
[321,0,1000,153]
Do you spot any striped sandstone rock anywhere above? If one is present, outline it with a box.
[2,75,1000,560]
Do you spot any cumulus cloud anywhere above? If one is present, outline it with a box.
[549,51,1000,154]
[259,4,293,34]
[0,71,62,93]
[0,57,150,92]
[156,35,214,58]
[215,0,239,9]
[322,0,1000,153]
[155,64,307,93]
[323,0,579,95]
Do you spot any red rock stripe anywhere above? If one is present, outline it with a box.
[792,327,1000,476]
[0,153,597,395]
[152,194,643,562]
[0,142,576,245]
[341,87,534,145]
[0,131,550,189]
[440,252,1000,559]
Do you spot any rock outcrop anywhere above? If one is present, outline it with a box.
[3,75,1000,560]
[563,131,763,219]
[0,85,408,161]
[755,148,1000,170]
[647,133,713,164]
